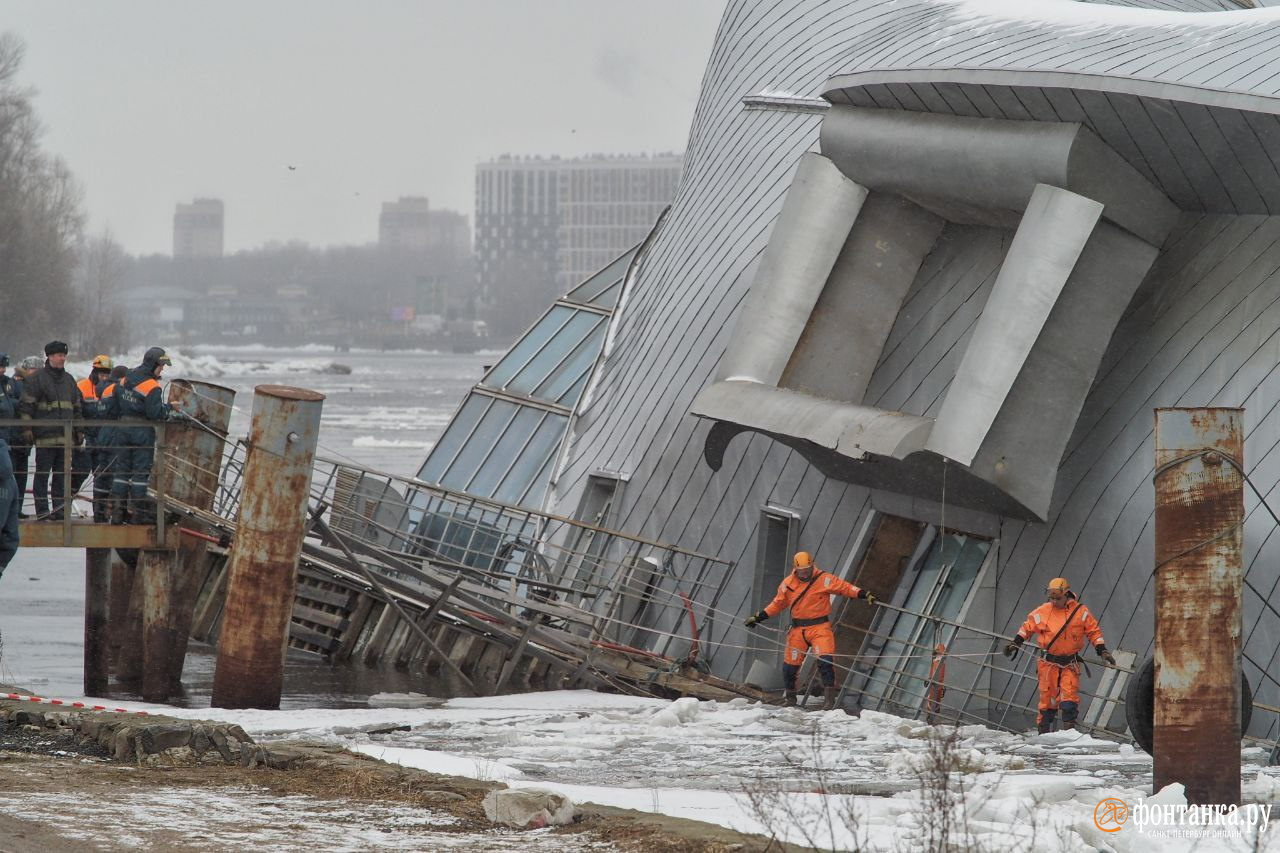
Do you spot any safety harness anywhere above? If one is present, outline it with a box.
[1040,600,1085,667]
[787,574,824,629]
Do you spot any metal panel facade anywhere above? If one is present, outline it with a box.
[531,0,1280,728]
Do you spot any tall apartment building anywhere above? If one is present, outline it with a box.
[380,197,471,254]
[474,154,682,334]
[172,198,224,258]
[556,154,682,290]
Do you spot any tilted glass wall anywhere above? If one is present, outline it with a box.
[415,244,635,509]
[396,246,638,574]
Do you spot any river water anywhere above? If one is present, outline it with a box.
[0,346,494,708]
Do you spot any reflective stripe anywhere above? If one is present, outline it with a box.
[36,400,76,410]
[1032,613,1041,624]
[823,576,832,588]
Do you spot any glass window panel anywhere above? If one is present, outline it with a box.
[518,452,558,508]
[588,277,624,309]
[483,305,574,389]
[566,247,636,304]
[555,371,591,407]
[889,537,988,709]
[505,311,599,396]
[465,405,546,496]
[533,322,605,402]
[492,412,567,504]
[866,532,949,708]
[416,394,492,483]
[438,398,519,489]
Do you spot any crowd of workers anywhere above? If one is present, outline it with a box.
[0,342,176,573]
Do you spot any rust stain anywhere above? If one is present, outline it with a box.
[1153,408,1243,807]
[212,389,322,710]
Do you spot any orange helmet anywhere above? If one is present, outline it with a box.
[793,551,814,570]
[91,354,113,370]
[1047,577,1070,594]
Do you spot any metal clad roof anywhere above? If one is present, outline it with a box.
[536,0,1280,703]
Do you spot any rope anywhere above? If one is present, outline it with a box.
[2,693,151,715]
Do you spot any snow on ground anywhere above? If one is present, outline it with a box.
[0,783,611,851]
[103,691,1279,852]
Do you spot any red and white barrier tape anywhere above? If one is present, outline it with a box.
[2,692,150,715]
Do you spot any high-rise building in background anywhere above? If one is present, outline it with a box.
[379,197,471,254]
[474,153,683,339]
[172,198,224,258]
[555,154,682,290]
[379,196,434,250]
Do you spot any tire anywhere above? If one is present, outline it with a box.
[1125,657,1252,755]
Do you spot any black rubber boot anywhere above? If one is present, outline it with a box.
[821,687,840,711]
[1037,710,1056,734]
[783,690,798,707]
[109,496,128,525]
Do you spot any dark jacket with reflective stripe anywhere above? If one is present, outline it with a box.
[17,365,83,447]
[0,375,18,445]
[94,379,122,449]
[105,367,168,446]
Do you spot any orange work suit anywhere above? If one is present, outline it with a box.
[764,569,864,668]
[1016,598,1105,727]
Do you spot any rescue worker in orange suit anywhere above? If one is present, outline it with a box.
[744,551,877,710]
[1004,577,1117,734]
[76,356,114,522]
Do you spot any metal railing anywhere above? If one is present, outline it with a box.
[2,416,174,544]
[206,441,735,664]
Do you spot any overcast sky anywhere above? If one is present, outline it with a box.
[1,1,724,256]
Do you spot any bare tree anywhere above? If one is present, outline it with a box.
[0,31,85,356]
[76,229,131,355]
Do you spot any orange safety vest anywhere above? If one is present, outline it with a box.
[77,377,98,402]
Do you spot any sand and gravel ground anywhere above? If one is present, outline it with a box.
[0,723,783,852]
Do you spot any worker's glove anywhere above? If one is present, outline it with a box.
[861,591,877,606]
[744,609,768,629]
[1097,645,1117,666]
[1003,636,1025,659]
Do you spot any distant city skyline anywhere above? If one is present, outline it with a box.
[0,1,723,256]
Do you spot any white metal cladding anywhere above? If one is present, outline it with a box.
[535,0,1280,726]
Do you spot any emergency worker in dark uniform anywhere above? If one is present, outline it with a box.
[106,347,172,524]
[94,364,127,519]
[0,353,18,453]
[8,356,42,517]
[76,355,115,521]
[0,353,20,566]
[18,341,83,520]
[0,431,18,575]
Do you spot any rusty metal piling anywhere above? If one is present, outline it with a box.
[212,385,323,709]
[163,380,235,692]
[83,548,111,695]
[139,549,174,702]
[1153,407,1243,806]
